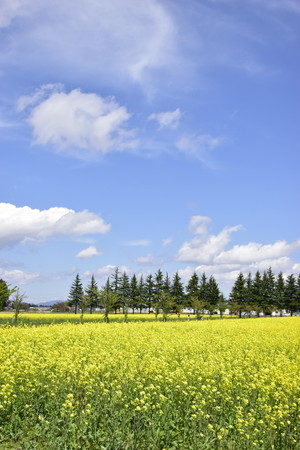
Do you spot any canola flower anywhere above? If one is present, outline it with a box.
[0,312,223,326]
[0,318,299,449]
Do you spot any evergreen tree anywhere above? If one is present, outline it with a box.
[85,275,98,314]
[129,274,139,313]
[145,274,155,313]
[199,273,208,311]
[163,273,171,293]
[137,275,147,313]
[154,269,164,307]
[119,272,131,313]
[229,272,246,318]
[274,272,285,316]
[171,272,185,313]
[111,267,122,312]
[206,275,221,317]
[284,274,298,316]
[0,279,10,311]
[68,274,83,314]
[244,273,254,317]
[186,272,200,308]
[252,271,263,316]
[260,268,275,314]
[296,274,300,314]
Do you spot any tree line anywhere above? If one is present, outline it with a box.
[66,267,300,319]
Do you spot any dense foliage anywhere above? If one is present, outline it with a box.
[67,268,300,317]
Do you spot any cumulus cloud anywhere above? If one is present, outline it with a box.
[177,222,242,264]
[75,246,102,259]
[176,216,300,294]
[148,108,182,129]
[0,203,110,248]
[19,87,138,157]
[0,268,40,285]
[215,240,300,264]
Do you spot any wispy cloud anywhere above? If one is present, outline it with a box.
[148,108,182,129]
[162,237,172,246]
[176,134,223,162]
[1,0,177,86]
[134,253,165,266]
[125,240,151,247]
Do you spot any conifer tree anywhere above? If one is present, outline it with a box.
[85,275,99,314]
[284,274,298,316]
[0,279,11,311]
[199,273,208,311]
[129,274,139,313]
[229,272,246,318]
[186,272,200,308]
[252,271,263,316]
[111,267,122,312]
[206,275,221,317]
[171,272,185,313]
[145,274,155,313]
[137,275,147,313]
[274,272,285,316]
[68,274,83,314]
[119,272,131,313]
[154,269,164,307]
[163,273,171,293]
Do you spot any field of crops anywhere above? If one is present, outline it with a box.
[0,312,225,326]
[0,317,299,449]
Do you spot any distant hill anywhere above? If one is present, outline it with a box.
[37,300,65,307]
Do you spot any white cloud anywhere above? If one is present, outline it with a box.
[17,84,63,112]
[0,203,110,248]
[125,240,150,247]
[162,237,172,246]
[215,240,300,264]
[2,0,176,85]
[0,268,39,285]
[188,216,212,235]
[75,246,102,259]
[148,108,182,129]
[176,134,223,161]
[83,265,130,279]
[177,223,242,264]
[20,88,138,157]
[0,0,27,28]
[134,253,165,266]
[176,216,300,295]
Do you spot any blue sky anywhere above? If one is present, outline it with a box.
[0,0,299,302]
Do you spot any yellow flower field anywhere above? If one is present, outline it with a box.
[0,318,299,449]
